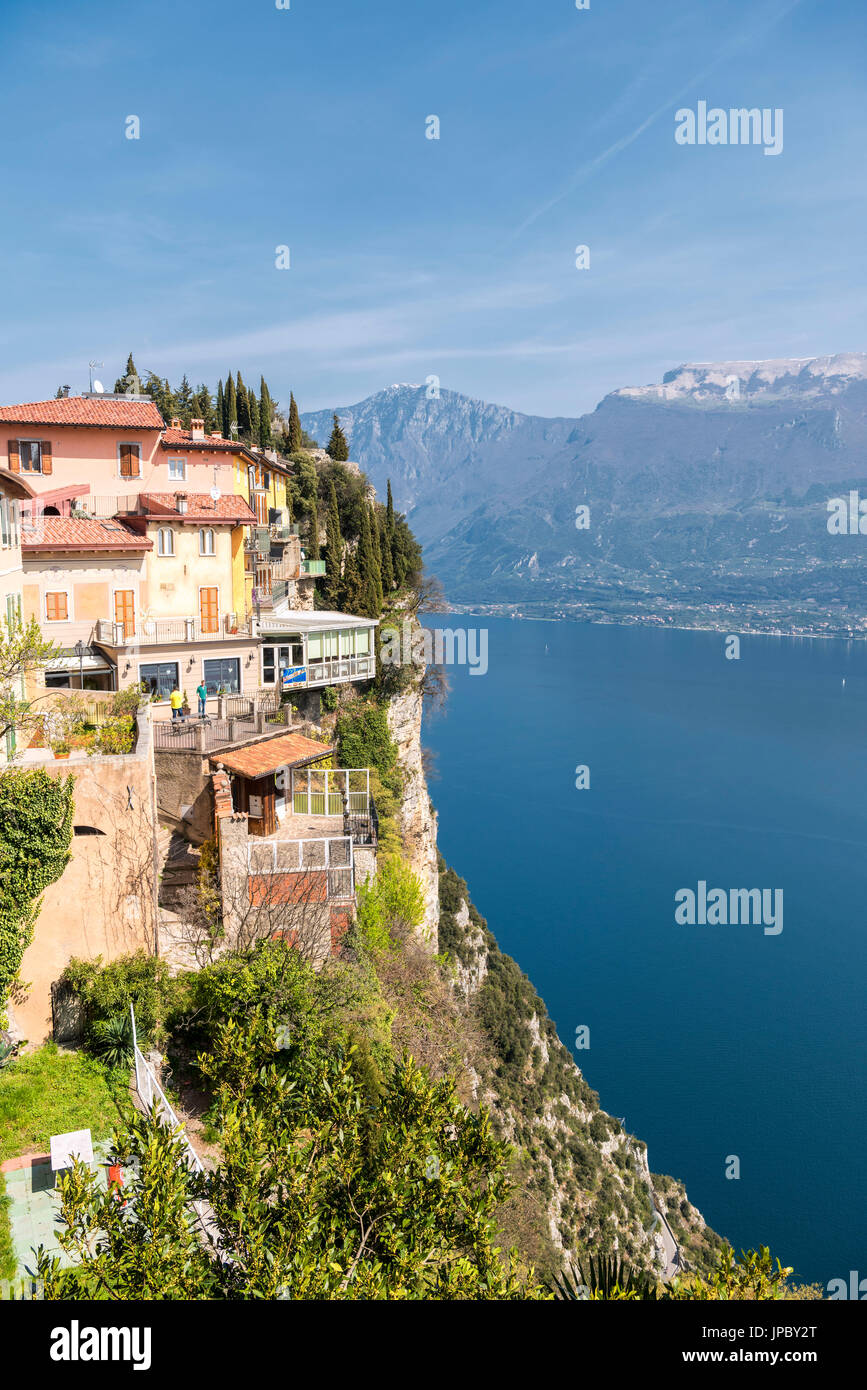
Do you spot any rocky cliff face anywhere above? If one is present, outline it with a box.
[386,681,439,949]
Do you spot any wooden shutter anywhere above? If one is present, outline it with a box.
[199,587,219,633]
[41,440,53,475]
[7,440,20,472]
[46,592,68,622]
[119,444,133,478]
[114,589,135,638]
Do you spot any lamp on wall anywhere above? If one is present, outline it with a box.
[186,657,195,672]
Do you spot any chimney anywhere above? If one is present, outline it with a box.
[209,431,223,440]
[170,417,183,430]
[191,417,205,441]
[176,493,188,515]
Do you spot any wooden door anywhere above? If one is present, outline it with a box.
[199,587,219,634]
[114,589,135,639]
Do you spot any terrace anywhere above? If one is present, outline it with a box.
[95,614,253,646]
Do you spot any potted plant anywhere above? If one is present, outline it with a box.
[52,740,70,759]
[181,691,191,717]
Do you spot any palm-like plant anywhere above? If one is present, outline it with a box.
[89,1013,134,1068]
[553,1252,662,1301]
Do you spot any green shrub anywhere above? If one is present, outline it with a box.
[356,858,425,953]
[61,952,171,1050]
[320,685,339,712]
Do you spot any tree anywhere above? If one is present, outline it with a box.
[113,353,139,394]
[259,377,272,450]
[248,389,259,440]
[378,506,394,594]
[236,371,251,438]
[0,616,58,751]
[193,384,216,433]
[357,505,382,618]
[175,374,194,424]
[216,379,225,436]
[287,392,303,452]
[327,413,349,462]
[340,544,363,613]
[386,479,395,542]
[224,373,237,439]
[324,481,343,608]
[38,1009,542,1300]
[307,492,320,563]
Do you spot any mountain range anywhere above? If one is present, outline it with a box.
[302,354,867,634]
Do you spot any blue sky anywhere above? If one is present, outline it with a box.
[0,0,864,418]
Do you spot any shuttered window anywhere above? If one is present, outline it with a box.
[199,587,219,633]
[118,443,142,478]
[45,591,68,622]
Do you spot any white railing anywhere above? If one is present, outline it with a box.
[247,834,355,900]
[290,767,369,817]
[305,654,375,687]
[129,1006,220,1252]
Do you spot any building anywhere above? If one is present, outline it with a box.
[254,606,378,692]
[0,466,35,762]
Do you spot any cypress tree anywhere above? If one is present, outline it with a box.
[307,493,320,563]
[358,504,383,618]
[340,544,363,613]
[114,352,140,393]
[225,373,237,439]
[378,506,394,594]
[236,371,251,437]
[327,413,349,462]
[288,393,303,452]
[324,481,343,608]
[386,479,395,541]
[248,389,259,440]
[259,377,272,449]
[216,380,225,435]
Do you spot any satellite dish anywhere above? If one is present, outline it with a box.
[210,485,221,502]
[92,380,104,394]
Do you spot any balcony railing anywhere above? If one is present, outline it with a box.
[95,613,252,646]
[305,654,374,687]
[247,835,355,901]
[300,559,326,577]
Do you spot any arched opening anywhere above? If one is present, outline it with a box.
[73,825,106,836]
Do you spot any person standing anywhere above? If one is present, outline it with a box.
[196,679,208,718]
[170,686,184,721]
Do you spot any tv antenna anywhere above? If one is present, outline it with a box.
[88,360,104,392]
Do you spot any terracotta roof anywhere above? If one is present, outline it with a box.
[0,397,164,429]
[0,467,36,499]
[213,732,334,779]
[22,517,152,551]
[138,492,256,524]
[160,428,253,455]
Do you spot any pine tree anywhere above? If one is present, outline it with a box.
[216,380,225,436]
[175,374,194,424]
[358,504,383,618]
[259,377,272,449]
[114,352,139,393]
[225,373,237,439]
[194,384,216,432]
[327,413,349,462]
[288,393,303,452]
[378,506,394,594]
[324,481,343,608]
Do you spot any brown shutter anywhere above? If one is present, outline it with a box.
[41,440,53,475]
[119,444,132,478]
[7,440,20,472]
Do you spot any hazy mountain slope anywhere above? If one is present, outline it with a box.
[305,356,867,632]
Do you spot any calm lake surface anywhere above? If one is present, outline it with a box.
[421,616,867,1290]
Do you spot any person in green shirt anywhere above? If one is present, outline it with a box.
[170,687,184,720]
[196,681,208,718]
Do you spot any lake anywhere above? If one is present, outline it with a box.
[421,615,867,1291]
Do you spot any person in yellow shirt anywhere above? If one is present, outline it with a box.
[170,687,184,721]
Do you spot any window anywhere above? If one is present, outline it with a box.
[6,594,21,629]
[199,586,219,634]
[167,456,186,481]
[139,661,179,699]
[19,441,45,473]
[157,528,174,556]
[114,589,136,639]
[0,499,10,548]
[199,527,215,556]
[262,642,303,685]
[355,628,371,655]
[118,443,142,478]
[45,591,68,622]
[203,658,240,695]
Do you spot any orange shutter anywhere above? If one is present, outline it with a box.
[7,440,20,472]
[41,440,53,475]
[46,592,67,621]
[199,587,219,633]
[114,589,135,638]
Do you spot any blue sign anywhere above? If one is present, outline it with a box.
[281,666,306,690]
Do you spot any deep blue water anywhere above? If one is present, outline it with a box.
[421,616,867,1291]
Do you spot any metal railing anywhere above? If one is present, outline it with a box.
[290,767,369,817]
[247,835,355,900]
[300,559,326,577]
[95,614,251,645]
[153,715,262,752]
[306,654,374,687]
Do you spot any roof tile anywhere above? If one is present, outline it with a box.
[0,397,164,429]
[213,733,334,779]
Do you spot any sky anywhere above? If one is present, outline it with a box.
[0,0,864,420]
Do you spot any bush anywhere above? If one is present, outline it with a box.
[61,953,171,1050]
[356,858,425,953]
[320,685,338,713]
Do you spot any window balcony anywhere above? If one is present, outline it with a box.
[94,613,252,646]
